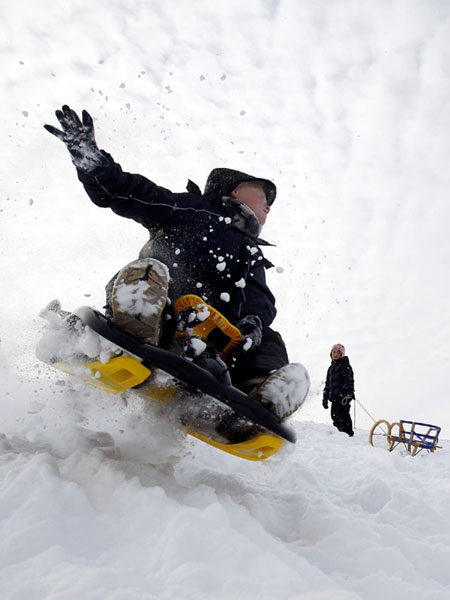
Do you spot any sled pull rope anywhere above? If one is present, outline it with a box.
[355,397,379,425]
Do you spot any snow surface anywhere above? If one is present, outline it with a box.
[2,1,450,598]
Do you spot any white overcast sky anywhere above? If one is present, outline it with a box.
[2,0,450,434]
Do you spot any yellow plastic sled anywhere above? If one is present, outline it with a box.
[46,298,295,461]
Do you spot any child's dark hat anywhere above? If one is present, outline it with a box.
[204,168,277,205]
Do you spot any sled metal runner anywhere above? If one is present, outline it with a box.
[62,306,295,460]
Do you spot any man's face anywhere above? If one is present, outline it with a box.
[230,183,270,226]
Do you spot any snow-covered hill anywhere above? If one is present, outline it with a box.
[2,1,450,597]
[1,376,449,599]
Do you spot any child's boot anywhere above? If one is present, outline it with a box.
[241,363,310,421]
[215,363,309,443]
[111,258,169,344]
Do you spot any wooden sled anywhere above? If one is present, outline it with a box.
[369,419,441,456]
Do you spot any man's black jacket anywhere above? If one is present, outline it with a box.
[77,156,277,330]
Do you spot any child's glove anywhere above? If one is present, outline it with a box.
[322,398,328,409]
[341,394,354,405]
[44,105,108,172]
[234,315,263,356]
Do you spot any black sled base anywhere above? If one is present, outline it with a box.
[49,306,296,461]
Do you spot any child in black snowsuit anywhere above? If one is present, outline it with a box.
[44,105,310,440]
[322,343,354,436]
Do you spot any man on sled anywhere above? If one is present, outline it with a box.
[44,105,309,442]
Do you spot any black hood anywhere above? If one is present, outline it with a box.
[204,168,277,205]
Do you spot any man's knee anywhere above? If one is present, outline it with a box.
[229,328,288,386]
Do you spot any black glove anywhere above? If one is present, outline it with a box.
[44,105,108,172]
[322,398,328,409]
[234,315,263,356]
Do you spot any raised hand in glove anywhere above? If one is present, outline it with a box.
[233,315,263,356]
[322,398,329,409]
[44,105,108,172]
